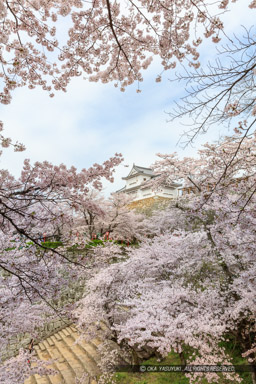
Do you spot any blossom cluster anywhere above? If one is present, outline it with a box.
[0,0,243,101]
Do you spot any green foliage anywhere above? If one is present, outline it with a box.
[114,342,253,384]
[81,239,137,250]
[114,352,189,384]
[5,240,43,251]
[86,239,104,247]
[4,246,16,251]
[219,335,253,384]
[40,241,63,249]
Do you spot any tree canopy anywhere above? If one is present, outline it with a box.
[0,0,255,101]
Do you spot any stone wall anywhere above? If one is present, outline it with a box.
[128,196,173,215]
[1,280,85,362]
[1,317,73,361]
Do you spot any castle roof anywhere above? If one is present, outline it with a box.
[122,164,155,180]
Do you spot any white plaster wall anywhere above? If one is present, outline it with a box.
[126,174,151,189]
[157,186,179,198]
[124,172,179,202]
[126,178,138,187]
[132,186,178,201]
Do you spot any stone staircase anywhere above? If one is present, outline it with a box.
[24,325,103,384]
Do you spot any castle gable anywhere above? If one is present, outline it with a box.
[117,164,181,202]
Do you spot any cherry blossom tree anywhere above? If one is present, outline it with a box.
[0,153,122,380]
[0,350,56,384]
[74,191,145,242]
[72,189,106,241]
[75,133,256,384]
[1,0,255,105]
[96,193,145,242]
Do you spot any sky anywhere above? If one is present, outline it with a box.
[0,1,255,196]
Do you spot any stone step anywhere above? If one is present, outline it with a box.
[24,374,37,384]
[99,321,111,333]
[53,331,95,381]
[51,332,87,374]
[34,344,64,384]
[23,325,105,384]
[58,330,99,372]
[22,322,129,384]
[33,373,51,384]
[64,328,100,364]
[71,324,107,349]
[41,338,77,384]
